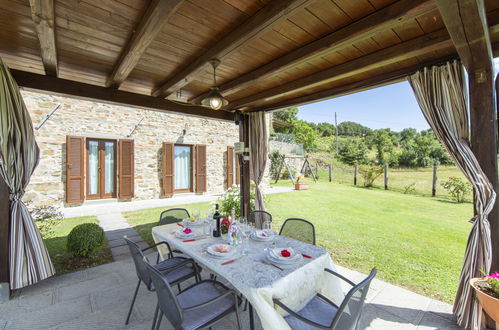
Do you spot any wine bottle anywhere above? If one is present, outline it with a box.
[213,204,221,237]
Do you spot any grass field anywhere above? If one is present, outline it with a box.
[38,216,113,275]
[124,177,472,303]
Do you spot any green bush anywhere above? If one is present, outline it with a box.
[359,164,384,188]
[441,177,472,203]
[217,186,255,218]
[67,223,105,257]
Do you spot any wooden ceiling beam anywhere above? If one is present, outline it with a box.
[249,55,458,113]
[230,28,453,110]
[151,0,310,98]
[29,0,58,76]
[436,0,493,72]
[11,70,234,121]
[107,0,184,88]
[190,0,437,104]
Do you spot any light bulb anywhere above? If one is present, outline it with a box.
[210,97,222,110]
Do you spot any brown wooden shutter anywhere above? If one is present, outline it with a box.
[66,136,85,203]
[235,152,241,185]
[118,139,134,199]
[162,142,174,197]
[227,146,234,188]
[195,144,207,193]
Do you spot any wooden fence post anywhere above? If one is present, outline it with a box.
[354,164,358,186]
[384,163,388,190]
[328,164,332,182]
[315,166,318,179]
[432,164,438,197]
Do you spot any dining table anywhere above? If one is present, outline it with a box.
[152,222,344,330]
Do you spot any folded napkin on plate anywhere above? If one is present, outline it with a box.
[270,247,298,260]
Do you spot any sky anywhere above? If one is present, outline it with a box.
[297,58,499,132]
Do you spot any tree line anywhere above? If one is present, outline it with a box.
[271,107,453,168]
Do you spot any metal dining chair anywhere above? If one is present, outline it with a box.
[274,268,377,330]
[144,260,243,330]
[249,210,272,229]
[123,237,201,326]
[158,208,190,226]
[279,218,316,245]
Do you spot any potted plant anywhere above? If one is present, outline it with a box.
[470,271,499,327]
[294,173,309,190]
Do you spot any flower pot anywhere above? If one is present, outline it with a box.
[470,278,499,326]
[294,182,309,190]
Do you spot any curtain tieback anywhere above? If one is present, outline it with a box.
[10,191,24,202]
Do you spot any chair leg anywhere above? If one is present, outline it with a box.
[155,312,163,330]
[151,303,159,330]
[125,279,141,325]
[234,301,242,330]
[243,298,248,311]
[177,283,181,292]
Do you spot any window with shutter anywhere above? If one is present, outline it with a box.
[118,139,134,199]
[162,142,174,197]
[195,144,207,193]
[66,136,85,203]
[227,146,234,188]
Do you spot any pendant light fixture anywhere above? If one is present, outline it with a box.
[201,59,228,110]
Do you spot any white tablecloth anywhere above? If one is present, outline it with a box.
[152,224,344,330]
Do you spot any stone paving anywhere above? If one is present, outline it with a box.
[97,213,147,261]
[1,255,461,330]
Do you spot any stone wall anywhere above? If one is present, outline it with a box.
[22,91,244,207]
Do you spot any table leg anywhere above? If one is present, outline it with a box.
[249,303,255,330]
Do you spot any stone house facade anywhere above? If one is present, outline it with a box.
[22,90,254,208]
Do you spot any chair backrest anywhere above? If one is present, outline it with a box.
[124,237,152,289]
[249,210,272,229]
[331,268,377,330]
[144,261,184,328]
[158,208,190,226]
[279,218,316,245]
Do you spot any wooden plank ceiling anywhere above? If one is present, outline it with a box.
[1,0,498,119]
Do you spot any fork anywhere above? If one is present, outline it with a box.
[261,259,283,271]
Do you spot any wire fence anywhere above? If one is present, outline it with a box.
[301,163,468,200]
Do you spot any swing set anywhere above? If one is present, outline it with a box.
[273,155,317,184]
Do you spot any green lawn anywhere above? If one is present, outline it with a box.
[38,216,113,275]
[124,180,472,303]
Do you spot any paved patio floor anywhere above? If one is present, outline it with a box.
[1,255,461,330]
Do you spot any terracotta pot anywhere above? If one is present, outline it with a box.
[470,278,499,326]
[294,182,309,190]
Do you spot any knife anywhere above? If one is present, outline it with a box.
[182,239,196,242]
[221,259,235,265]
[177,223,184,228]
[302,254,313,259]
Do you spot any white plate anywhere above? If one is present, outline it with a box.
[207,244,236,258]
[183,218,204,226]
[175,230,196,239]
[251,230,276,241]
[268,248,302,264]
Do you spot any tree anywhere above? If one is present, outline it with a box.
[337,121,371,137]
[367,129,393,164]
[400,128,417,144]
[338,139,368,165]
[316,122,336,137]
[273,107,298,123]
[292,120,317,151]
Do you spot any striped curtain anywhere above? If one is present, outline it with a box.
[408,60,495,330]
[249,111,268,227]
[0,58,55,289]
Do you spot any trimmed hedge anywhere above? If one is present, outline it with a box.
[66,223,105,257]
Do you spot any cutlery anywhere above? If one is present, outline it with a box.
[261,259,283,271]
[182,239,196,242]
[302,254,312,259]
[177,223,184,228]
[221,259,235,265]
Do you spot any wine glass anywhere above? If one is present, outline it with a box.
[192,209,200,220]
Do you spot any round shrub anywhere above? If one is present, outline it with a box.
[67,223,105,257]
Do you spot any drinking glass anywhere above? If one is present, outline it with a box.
[192,209,200,220]
[203,219,212,237]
